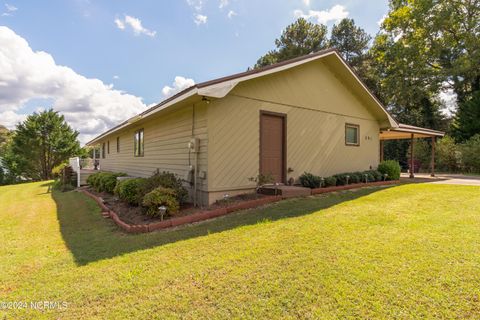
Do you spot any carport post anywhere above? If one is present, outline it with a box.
[410,134,415,178]
[431,136,436,177]
[380,140,384,162]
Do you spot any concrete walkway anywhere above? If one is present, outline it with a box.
[401,173,480,186]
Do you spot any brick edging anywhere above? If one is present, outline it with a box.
[80,180,399,233]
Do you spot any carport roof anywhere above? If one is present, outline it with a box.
[380,123,445,140]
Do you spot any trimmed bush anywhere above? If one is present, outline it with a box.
[366,170,383,182]
[114,178,147,205]
[299,172,321,188]
[87,172,126,193]
[333,173,350,186]
[141,171,188,204]
[378,160,401,180]
[324,176,337,187]
[142,187,180,217]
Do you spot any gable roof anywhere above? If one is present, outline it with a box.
[86,48,398,145]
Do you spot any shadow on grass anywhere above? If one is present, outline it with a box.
[52,185,395,266]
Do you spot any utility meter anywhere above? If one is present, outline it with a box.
[188,138,200,153]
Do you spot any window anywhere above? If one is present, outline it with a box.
[116,137,120,153]
[102,142,106,158]
[134,129,144,157]
[345,124,360,146]
[107,140,110,154]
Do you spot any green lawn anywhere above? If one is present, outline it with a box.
[1,181,479,319]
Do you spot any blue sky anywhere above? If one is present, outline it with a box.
[0,0,389,143]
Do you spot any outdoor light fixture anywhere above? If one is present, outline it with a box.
[320,177,325,188]
[223,193,230,201]
[383,173,388,181]
[158,205,167,221]
[346,175,350,185]
[364,174,368,183]
[202,96,210,104]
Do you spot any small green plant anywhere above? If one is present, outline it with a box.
[249,173,275,186]
[378,160,401,180]
[142,187,180,217]
[333,173,350,186]
[114,178,147,205]
[299,172,321,188]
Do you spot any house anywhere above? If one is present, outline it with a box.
[85,48,444,205]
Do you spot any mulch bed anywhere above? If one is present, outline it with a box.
[86,188,269,225]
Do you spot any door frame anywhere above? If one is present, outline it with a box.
[259,110,287,183]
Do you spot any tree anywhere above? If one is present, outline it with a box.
[3,109,81,181]
[255,18,328,68]
[374,0,480,106]
[0,124,10,154]
[330,18,371,69]
[452,90,480,142]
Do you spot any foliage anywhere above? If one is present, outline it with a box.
[0,124,11,155]
[366,170,383,182]
[435,136,460,172]
[114,178,147,205]
[52,180,75,192]
[87,172,126,193]
[453,90,480,142]
[460,134,480,173]
[142,187,180,217]
[330,18,371,72]
[140,171,188,204]
[299,172,322,188]
[2,109,81,181]
[378,160,401,180]
[249,173,275,187]
[254,18,328,68]
[52,162,69,178]
[323,176,337,187]
[411,139,432,171]
[333,173,349,186]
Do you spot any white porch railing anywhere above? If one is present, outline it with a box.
[69,157,81,187]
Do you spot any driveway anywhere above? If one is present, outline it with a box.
[401,173,480,186]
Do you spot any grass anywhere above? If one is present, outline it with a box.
[0,181,479,319]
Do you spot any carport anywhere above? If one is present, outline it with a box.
[380,124,445,178]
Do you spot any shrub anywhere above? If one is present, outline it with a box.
[366,170,383,182]
[347,172,363,184]
[436,136,460,172]
[299,172,321,188]
[333,173,350,186]
[51,162,68,178]
[52,180,75,192]
[378,160,401,180]
[460,134,480,173]
[323,176,337,187]
[142,187,180,217]
[114,178,147,205]
[141,171,188,204]
[87,172,126,193]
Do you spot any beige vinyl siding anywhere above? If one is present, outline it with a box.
[97,101,209,205]
[207,59,380,196]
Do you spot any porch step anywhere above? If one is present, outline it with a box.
[258,185,311,198]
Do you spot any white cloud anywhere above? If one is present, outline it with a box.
[194,14,208,25]
[113,75,119,80]
[0,26,147,144]
[162,76,195,97]
[186,0,204,11]
[114,15,156,37]
[227,10,237,19]
[293,4,349,24]
[219,0,229,8]
[1,3,17,16]
[5,3,17,12]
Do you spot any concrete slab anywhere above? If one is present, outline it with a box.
[401,173,480,186]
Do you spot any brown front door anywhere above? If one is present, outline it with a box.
[260,112,286,183]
